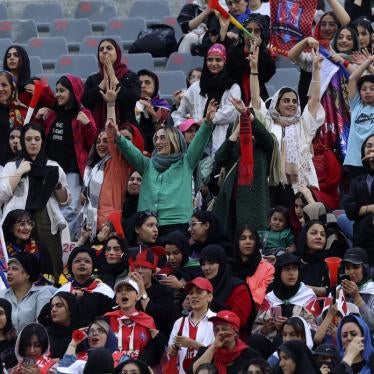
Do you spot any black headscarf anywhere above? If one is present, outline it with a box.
[277,341,320,374]
[44,291,81,358]
[0,298,15,337]
[242,13,270,48]
[19,123,59,211]
[296,220,328,262]
[3,45,31,89]
[272,253,301,314]
[231,224,262,278]
[200,245,243,311]
[96,235,128,289]
[199,46,234,117]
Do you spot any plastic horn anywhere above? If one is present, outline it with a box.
[23,79,48,125]
[208,0,253,38]
[325,257,342,300]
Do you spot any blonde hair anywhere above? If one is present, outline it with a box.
[153,127,182,155]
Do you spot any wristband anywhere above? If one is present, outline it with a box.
[250,72,259,75]
[343,60,350,68]
[107,103,115,107]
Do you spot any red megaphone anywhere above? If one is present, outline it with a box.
[324,257,342,289]
[209,0,230,19]
[23,79,49,125]
[107,210,125,239]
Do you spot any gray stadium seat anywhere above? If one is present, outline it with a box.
[0,20,38,44]
[105,17,146,49]
[75,0,117,31]
[29,56,43,75]
[267,68,300,91]
[157,70,186,100]
[122,53,154,72]
[0,3,8,20]
[265,84,276,97]
[37,73,62,90]
[80,35,122,54]
[0,38,12,56]
[55,54,97,79]
[22,3,63,32]
[129,0,170,24]
[163,16,183,42]
[276,56,296,69]
[50,19,92,51]
[26,37,68,69]
[165,52,203,75]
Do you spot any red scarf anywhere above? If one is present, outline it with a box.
[238,110,253,186]
[105,310,156,332]
[213,339,248,374]
[70,278,101,293]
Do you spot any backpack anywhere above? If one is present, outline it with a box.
[129,24,178,58]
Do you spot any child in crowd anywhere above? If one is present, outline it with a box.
[104,277,166,366]
[259,206,296,254]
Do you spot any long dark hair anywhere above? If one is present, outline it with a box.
[2,209,33,245]
[55,76,80,112]
[332,26,360,54]
[19,123,46,163]
[3,45,31,88]
[18,323,49,358]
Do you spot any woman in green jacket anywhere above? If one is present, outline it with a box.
[106,100,216,235]
[212,98,274,239]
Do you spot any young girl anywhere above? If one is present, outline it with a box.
[38,75,97,236]
[259,207,296,254]
[344,55,374,179]
[104,277,166,366]
[167,277,215,374]
[268,316,313,369]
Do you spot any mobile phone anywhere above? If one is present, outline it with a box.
[271,306,282,319]
[339,273,350,282]
[23,358,35,367]
[155,273,167,281]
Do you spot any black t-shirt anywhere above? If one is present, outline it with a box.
[46,110,79,173]
[0,339,17,369]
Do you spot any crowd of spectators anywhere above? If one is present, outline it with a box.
[0,0,374,372]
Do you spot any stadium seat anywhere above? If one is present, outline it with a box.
[22,3,63,32]
[50,19,92,52]
[80,35,122,54]
[55,54,97,79]
[265,84,276,97]
[0,3,8,20]
[29,56,43,75]
[163,16,183,42]
[26,37,68,70]
[0,20,38,44]
[0,38,12,56]
[105,17,146,49]
[122,53,154,72]
[157,71,186,100]
[128,0,171,24]
[267,68,300,91]
[276,56,296,69]
[165,52,203,75]
[75,0,117,31]
[37,73,62,90]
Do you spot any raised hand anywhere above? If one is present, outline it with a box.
[311,48,323,71]
[249,46,259,70]
[105,117,119,138]
[100,79,120,104]
[229,97,247,114]
[205,99,218,124]
[77,111,90,125]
